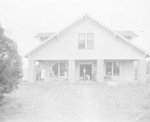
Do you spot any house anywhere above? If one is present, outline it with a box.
[25,14,149,83]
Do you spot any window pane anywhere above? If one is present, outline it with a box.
[60,62,66,76]
[52,62,58,76]
[87,33,94,49]
[78,33,85,41]
[87,33,94,40]
[78,43,85,49]
[78,33,85,49]
[113,62,120,76]
[87,41,94,49]
[106,62,112,76]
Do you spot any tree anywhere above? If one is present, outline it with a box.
[0,25,22,99]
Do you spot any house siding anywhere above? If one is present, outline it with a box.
[29,17,145,60]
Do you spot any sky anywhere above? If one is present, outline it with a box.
[0,0,150,55]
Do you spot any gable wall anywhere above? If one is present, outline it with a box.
[29,17,145,60]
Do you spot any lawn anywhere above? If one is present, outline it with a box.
[0,82,150,122]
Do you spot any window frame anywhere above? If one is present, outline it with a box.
[78,33,86,49]
[78,33,94,49]
[87,33,94,49]
[105,61,120,76]
[52,61,68,77]
[113,62,120,76]
[105,62,112,76]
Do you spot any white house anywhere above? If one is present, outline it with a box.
[25,14,149,83]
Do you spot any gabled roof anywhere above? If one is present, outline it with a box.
[25,14,150,58]
[116,31,138,37]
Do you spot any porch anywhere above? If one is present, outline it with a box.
[28,59,146,83]
[33,60,99,82]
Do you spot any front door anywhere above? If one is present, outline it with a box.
[80,64,92,80]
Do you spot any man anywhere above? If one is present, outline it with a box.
[83,68,86,80]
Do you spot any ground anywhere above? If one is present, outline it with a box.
[0,81,150,122]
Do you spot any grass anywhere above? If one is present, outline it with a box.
[0,82,150,122]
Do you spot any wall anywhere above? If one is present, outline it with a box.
[29,16,145,60]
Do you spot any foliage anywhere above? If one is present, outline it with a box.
[0,25,22,99]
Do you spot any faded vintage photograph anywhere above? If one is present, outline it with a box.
[0,0,150,122]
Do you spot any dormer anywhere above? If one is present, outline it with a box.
[116,31,138,41]
[35,32,55,42]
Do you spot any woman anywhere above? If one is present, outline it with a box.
[41,69,46,82]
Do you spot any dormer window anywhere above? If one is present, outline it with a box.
[78,33,86,49]
[116,31,138,41]
[87,33,94,49]
[78,33,94,49]
[35,32,55,43]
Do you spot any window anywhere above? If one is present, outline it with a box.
[106,61,120,76]
[52,61,68,77]
[113,62,120,76]
[87,33,94,49]
[78,33,85,49]
[60,62,67,76]
[106,62,112,76]
[52,62,58,76]
[78,33,94,49]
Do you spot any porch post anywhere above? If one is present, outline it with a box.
[136,60,146,82]
[68,60,75,82]
[97,60,104,82]
[28,59,36,82]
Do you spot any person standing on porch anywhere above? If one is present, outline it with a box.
[41,69,46,82]
[36,65,41,81]
[83,68,86,80]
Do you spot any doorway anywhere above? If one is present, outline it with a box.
[80,64,92,80]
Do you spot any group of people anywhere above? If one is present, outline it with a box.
[82,66,96,81]
[36,66,97,82]
[36,69,68,81]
